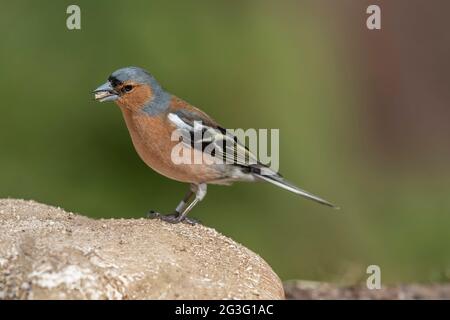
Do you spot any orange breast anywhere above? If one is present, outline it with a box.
[119,107,223,184]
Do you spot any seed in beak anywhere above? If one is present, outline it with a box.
[94,91,112,100]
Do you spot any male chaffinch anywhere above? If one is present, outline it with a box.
[94,66,336,224]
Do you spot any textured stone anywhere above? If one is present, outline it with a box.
[0,199,284,300]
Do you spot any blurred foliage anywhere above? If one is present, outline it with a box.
[1,0,449,283]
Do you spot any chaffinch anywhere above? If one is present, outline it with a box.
[94,66,336,224]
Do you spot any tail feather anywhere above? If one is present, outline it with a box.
[256,173,338,209]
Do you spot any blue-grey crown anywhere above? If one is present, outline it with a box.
[109,66,171,115]
[109,66,160,89]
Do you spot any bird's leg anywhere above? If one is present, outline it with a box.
[174,188,196,215]
[174,183,207,224]
[147,184,206,225]
[146,188,193,222]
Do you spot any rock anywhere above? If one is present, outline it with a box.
[0,199,284,300]
[284,280,450,299]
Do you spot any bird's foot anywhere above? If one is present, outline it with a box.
[146,210,200,225]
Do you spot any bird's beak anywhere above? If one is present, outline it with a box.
[93,82,119,102]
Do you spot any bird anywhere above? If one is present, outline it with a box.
[93,66,337,224]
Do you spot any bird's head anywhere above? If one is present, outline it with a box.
[93,66,166,111]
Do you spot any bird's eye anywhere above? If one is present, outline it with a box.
[122,85,133,93]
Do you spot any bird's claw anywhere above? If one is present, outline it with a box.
[146,210,200,225]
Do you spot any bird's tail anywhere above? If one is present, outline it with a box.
[255,170,338,208]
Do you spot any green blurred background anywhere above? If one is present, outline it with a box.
[1,0,450,284]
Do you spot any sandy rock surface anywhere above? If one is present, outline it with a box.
[284,280,450,300]
[0,199,284,300]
